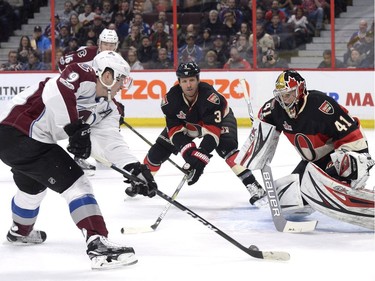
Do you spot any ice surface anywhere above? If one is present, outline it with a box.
[0,128,374,281]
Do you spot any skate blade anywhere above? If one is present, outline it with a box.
[91,254,138,270]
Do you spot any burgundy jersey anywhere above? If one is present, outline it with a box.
[58,46,99,72]
[161,81,230,152]
[258,90,368,168]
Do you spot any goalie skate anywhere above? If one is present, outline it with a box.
[86,235,138,270]
[7,225,46,245]
[75,156,96,176]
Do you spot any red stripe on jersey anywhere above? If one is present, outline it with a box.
[333,128,365,149]
[203,123,221,138]
[168,124,185,139]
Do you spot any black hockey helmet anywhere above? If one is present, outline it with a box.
[273,69,307,119]
[176,62,200,79]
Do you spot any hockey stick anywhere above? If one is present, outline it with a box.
[93,155,290,261]
[121,174,188,234]
[122,120,186,174]
[239,78,317,232]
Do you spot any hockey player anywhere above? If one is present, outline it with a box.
[58,28,122,176]
[0,51,157,269]
[126,62,267,206]
[238,69,374,228]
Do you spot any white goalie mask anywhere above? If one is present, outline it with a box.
[92,51,132,91]
[98,28,119,51]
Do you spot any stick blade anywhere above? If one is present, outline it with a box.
[121,226,155,234]
[262,251,291,261]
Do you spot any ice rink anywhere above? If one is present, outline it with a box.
[0,127,374,281]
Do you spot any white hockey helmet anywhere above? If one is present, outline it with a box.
[98,28,119,51]
[92,51,131,89]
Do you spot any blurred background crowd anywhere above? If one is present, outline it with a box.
[0,0,374,71]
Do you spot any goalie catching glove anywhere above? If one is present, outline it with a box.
[64,119,91,159]
[181,142,212,185]
[329,149,375,189]
[124,162,157,197]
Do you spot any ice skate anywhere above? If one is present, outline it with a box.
[247,181,268,207]
[7,225,46,245]
[86,235,137,270]
[75,156,96,176]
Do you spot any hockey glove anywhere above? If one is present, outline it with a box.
[64,119,91,159]
[124,162,157,198]
[181,143,212,185]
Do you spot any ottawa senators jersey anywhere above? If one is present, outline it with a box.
[58,46,99,72]
[258,90,368,168]
[161,81,230,152]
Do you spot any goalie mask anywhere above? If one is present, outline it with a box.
[273,70,306,119]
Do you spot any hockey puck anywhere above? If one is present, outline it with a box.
[248,245,259,251]
[120,227,125,234]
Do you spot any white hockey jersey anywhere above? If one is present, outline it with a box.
[0,62,138,168]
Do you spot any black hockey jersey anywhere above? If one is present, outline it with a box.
[161,81,230,153]
[258,90,368,168]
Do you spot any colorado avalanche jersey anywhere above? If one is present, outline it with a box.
[161,81,230,152]
[58,46,99,72]
[258,90,368,168]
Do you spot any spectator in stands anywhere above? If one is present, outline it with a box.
[64,37,79,55]
[129,12,151,36]
[200,9,225,36]
[56,25,72,52]
[199,50,221,69]
[72,0,86,15]
[100,0,114,27]
[127,47,144,70]
[21,50,48,70]
[17,36,33,64]
[113,11,129,43]
[222,9,240,42]
[116,0,134,24]
[32,25,51,55]
[59,1,78,27]
[150,20,169,49]
[78,3,96,26]
[196,28,214,55]
[91,15,106,38]
[265,14,295,50]
[235,34,251,61]
[211,34,229,68]
[137,35,156,68]
[165,36,174,62]
[44,14,62,41]
[278,0,295,18]
[121,24,142,53]
[344,19,370,62]
[0,0,16,42]
[287,5,313,48]
[255,7,267,26]
[0,50,23,71]
[259,48,289,68]
[149,47,173,69]
[219,0,243,25]
[78,27,98,46]
[317,49,345,68]
[151,11,171,34]
[69,13,83,38]
[178,33,204,64]
[178,24,198,47]
[238,0,252,26]
[223,46,252,69]
[345,48,372,69]
[265,0,287,23]
[248,23,275,57]
[301,0,325,37]
[237,22,251,37]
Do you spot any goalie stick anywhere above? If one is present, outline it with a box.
[93,155,290,261]
[239,78,317,232]
[121,174,188,234]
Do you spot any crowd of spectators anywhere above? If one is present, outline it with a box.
[1,0,373,71]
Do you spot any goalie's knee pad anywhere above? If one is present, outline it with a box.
[330,150,375,189]
[275,174,314,218]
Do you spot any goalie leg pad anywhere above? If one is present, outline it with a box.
[301,162,374,230]
[235,119,280,170]
[275,174,315,218]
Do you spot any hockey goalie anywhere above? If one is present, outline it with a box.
[236,70,374,230]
